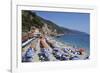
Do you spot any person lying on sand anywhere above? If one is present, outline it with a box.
[40,35,51,49]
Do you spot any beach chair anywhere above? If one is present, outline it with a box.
[69,56,79,60]
[22,47,35,62]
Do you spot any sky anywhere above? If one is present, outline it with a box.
[34,11,90,34]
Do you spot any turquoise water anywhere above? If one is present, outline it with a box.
[55,34,90,51]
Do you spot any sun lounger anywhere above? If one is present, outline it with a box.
[52,47,69,60]
[69,56,79,60]
[38,48,56,61]
[22,47,35,62]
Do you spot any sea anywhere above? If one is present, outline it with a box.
[55,34,90,51]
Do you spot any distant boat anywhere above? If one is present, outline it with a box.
[56,34,64,37]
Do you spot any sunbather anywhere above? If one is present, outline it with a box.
[39,35,56,61]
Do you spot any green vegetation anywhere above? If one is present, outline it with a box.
[22,10,88,35]
[22,10,64,34]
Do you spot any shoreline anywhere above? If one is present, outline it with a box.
[46,36,89,59]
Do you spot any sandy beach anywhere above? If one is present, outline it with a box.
[22,35,89,62]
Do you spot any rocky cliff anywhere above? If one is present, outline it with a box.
[22,10,89,36]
